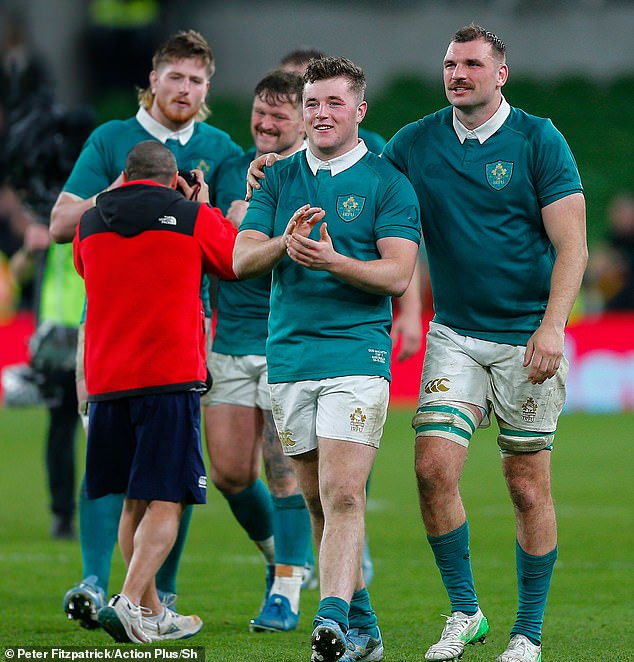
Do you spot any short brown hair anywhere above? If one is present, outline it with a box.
[254,70,303,109]
[452,24,506,61]
[304,56,366,102]
[137,30,214,120]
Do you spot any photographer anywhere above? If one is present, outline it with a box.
[5,93,95,540]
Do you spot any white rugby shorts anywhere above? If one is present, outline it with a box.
[269,375,390,456]
[419,322,568,435]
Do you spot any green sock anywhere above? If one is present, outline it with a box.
[79,476,121,592]
[315,597,349,632]
[428,520,478,615]
[349,588,379,638]
[224,479,273,542]
[512,541,557,645]
[272,493,312,565]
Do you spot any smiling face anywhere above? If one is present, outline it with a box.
[250,94,304,157]
[148,57,210,130]
[303,76,367,160]
[443,37,508,128]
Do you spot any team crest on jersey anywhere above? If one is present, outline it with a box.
[195,159,210,176]
[486,161,514,190]
[337,194,366,222]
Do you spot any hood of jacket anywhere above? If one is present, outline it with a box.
[95,181,183,238]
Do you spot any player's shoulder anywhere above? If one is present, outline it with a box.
[89,116,142,140]
[361,152,419,197]
[194,121,243,148]
[217,148,254,175]
[389,107,452,145]
[505,105,560,138]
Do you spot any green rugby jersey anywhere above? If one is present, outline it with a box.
[240,148,421,384]
[63,113,243,206]
[383,105,583,346]
[213,149,270,356]
[63,109,243,321]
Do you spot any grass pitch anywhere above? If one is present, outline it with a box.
[0,406,632,660]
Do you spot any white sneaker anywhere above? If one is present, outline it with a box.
[496,634,542,662]
[425,609,489,661]
[142,607,203,641]
[98,594,152,644]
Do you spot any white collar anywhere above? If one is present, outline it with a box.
[305,139,368,176]
[453,97,511,144]
[135,107,195,145]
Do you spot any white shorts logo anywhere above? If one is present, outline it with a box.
[349,407,367,433]
[198,475,207,489]
[521,397,538,423]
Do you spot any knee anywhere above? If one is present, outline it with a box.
[415,451,455,498]
[321,482,365,517]
[210,463,258,493]
[506,475,547,513]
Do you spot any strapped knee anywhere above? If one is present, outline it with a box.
[412,401,478,447]
[497,425,555,454]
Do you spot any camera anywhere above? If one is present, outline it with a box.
[178,169,198,187]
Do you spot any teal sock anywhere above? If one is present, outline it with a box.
[224,479,273,542]
[272,493,312,566]
[155,504,193,595]
[428,520,478,615]
[315,597,349,632]
[349,588,379,638]
[512,541,557,645]
[79,475,122,593]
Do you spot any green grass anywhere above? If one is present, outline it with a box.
[0,407,632,660]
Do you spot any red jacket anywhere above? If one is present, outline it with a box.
[73,180,237,400]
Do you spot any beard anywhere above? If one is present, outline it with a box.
[155,94,200,126]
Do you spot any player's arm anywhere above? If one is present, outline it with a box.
[391,260,423,361]
[524,191,587,384]
[50,172,124,243]
[233,205,324,278]
[287,226,419,297]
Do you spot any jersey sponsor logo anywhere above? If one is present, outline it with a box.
[521,396,538,423]
[336,194,366,222]
[424,377,450,394]
[159,215,177,225]
[350,407,367,433]
[486,160,514,190]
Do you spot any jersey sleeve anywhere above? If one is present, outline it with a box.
[238,170,279,237]
[214,154,248,215]
[194,205,239,280]
[374,169,421,245]
[63,123,122,199]
[531,119,583,208]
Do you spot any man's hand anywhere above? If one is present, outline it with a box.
[391,307,422,362]
[523,322,564,384]
[286,219,335,271]
[178,169,206,202]
[245,152,282,201]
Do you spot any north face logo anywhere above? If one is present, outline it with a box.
[159,215,177,225]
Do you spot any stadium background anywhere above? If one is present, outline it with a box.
[1,2,633,658]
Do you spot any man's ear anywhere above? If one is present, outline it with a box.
[122,171,130,183]
[169,172,179,189]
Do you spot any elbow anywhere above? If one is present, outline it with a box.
[390,275,413,298]
[49,218,72,244]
